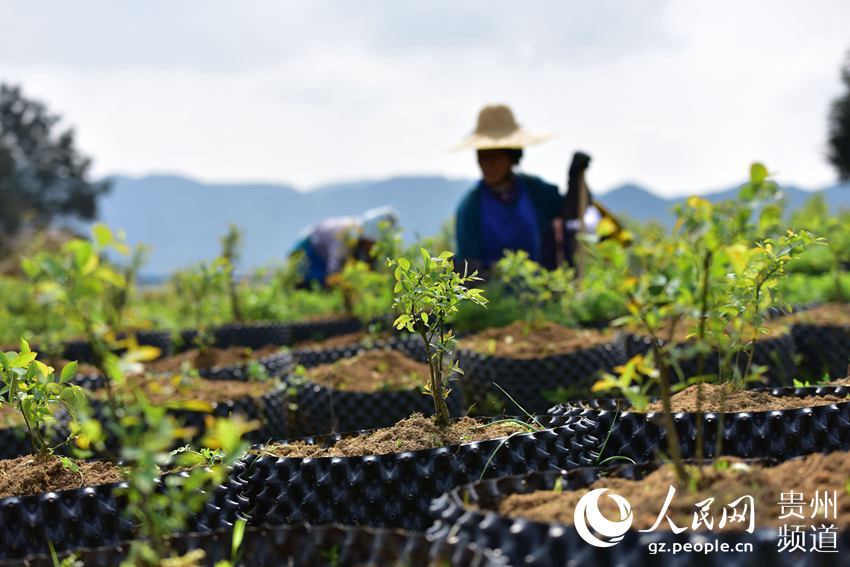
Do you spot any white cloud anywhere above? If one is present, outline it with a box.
[1,0,848,195]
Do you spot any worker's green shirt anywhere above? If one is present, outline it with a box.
[455,173,562,267]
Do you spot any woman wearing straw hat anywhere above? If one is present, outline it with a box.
[454,104,561,274]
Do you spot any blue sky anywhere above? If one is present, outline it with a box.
[1,0,849,195]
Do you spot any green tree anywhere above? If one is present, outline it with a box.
[828,51,850,180]
[0,84,110,245]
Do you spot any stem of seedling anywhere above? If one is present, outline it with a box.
[630,292,688,486]
[695,249,712,465]
[650,336,688,485]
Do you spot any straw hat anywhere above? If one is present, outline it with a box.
[452,104,554,151]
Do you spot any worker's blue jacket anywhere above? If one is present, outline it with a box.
[455,173,561,270]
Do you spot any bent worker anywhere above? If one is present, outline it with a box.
[290,206,399,287]
[453,104,561,275]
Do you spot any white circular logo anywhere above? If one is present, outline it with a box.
[574,488,633,548]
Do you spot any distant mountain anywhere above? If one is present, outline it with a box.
[98,174,471,276]
[599,181,850,228]
[596,183,671,224]
[94,174,850,276]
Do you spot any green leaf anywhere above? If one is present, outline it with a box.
[10,351,37,368]
[750,162,768,185]
[92,223,114,247]
[167,400,214,412]
[397,257,410,271]
[60,361,78,383]
[59,456,80,473]
[231,518,248,561]
[95,266,126,288]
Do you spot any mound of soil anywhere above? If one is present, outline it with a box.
[498,450,850,531]
[460,321,612,359]
[294,330,395,350]
[44,359,102,377]
[98,374,275,406]
[260,414,529,458]
[305,349,428,393]
[789,304,850,327]
[146,345,283,373]
[643,383,850,413]
[0,455,123,499]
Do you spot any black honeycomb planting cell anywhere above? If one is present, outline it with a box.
[545,385,850,466]
[222,414,595,532]
[8,523,507,566]
[455,338,627,414]
[429,464,850,567]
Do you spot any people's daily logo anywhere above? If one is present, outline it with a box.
[574,488,634,548]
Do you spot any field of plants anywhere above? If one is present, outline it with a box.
[2,163,850,566]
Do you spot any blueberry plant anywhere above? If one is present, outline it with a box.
[171,258,231,352]
[106,243,149,331]
[334,259,393,325]
[493,250,574,328]
[789,195,850,301]
[21,224,146,397]
[0,340,85,458]
[118,401,251,566]
[594,164,820,483]
[390,250,487,427]
[220,224,245,323]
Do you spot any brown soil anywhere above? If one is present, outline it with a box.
[0,455,124,499]
[306,349,427,392]
[294,330,397,350]
[498,450,850,531]
[460,321,612,359]
[789,304,850,327]
[643,383,850,413]
[260,413,529,458]
[97,374,275,406]
[44,358,102,377]
[146,344,283,373]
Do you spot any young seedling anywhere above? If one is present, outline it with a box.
[0,339,85,459]
[220,224,245,323]
[22,224,133,399]
[172,258,231,353]
[334,259,393,325]
[614,163,822,483]
[494,250,574,329]
[592,354,659,412]
[112,392,253,566]
[790,196,850,301]
[389,250,487,427]
[107,243,150,331]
